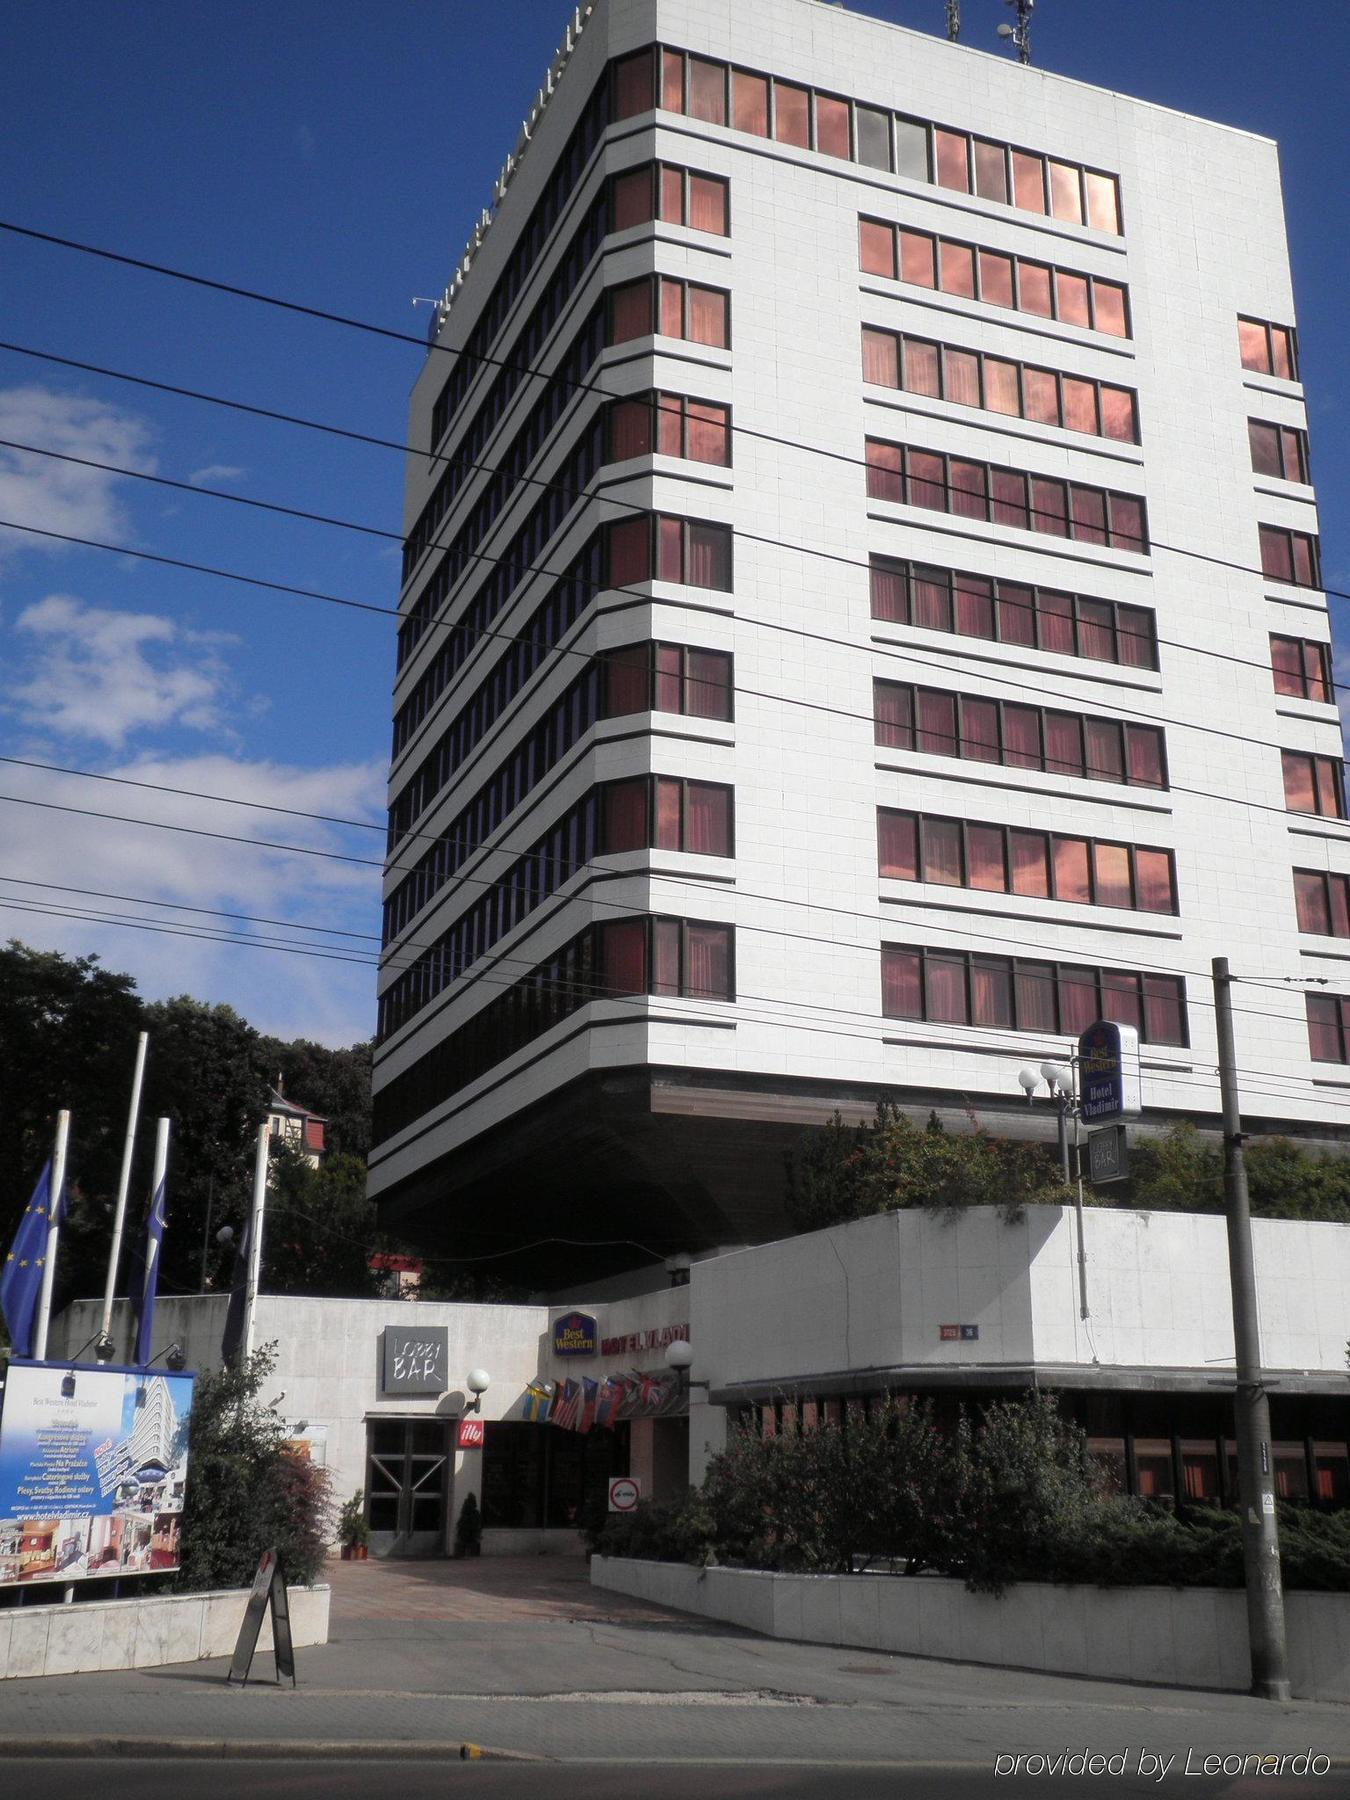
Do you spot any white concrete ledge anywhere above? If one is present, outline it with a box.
[591,1559,1348,1703]
[0,1584,330,1680]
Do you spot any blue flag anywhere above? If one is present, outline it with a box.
[0,1161,65,1358]
[128,1177,167,1366]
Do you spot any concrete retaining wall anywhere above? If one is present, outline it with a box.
[591,1560,1348,1702]
[0,1583,330,1680]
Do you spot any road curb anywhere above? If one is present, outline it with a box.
[0,1736,546,1763]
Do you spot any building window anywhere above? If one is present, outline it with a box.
[1238,315,1298,380]
[865,439,1148,553]
[609,161,730,235]
[602,778,734,857]
[1307,994,1350,1063]
[870,556,1155,669]
[608,276,731,348]
[1281,750,1345,818]
[858,217,1130,337]
[601,641,734,722]
[875,680,1167,792]
[605,515,733,591]
[647,43,1121,231]
[1293,870,1350,937]
[1248,419,1309,484]
[1259,524,1321,588]
[882,945,1187,1045]
[612,47,656,119]
[607,392,731,466]
[1270,635,1331,703]
[862,325,1138,443]
[878,808,1177,914]
[601,915,734,1001]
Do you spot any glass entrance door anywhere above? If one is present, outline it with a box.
[365,1418,450,1557]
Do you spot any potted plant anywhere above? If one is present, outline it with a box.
[454,1492,482,1558]
[338,1489,370,1561]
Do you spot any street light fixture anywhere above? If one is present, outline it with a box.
[663,1336,707,1398]
[465,1368,491,1414]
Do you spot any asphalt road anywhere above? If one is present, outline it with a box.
[4,1758,1343,1799]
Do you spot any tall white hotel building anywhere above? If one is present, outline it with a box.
[370,0,1346,1277]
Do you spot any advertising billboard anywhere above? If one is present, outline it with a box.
[0,1361,194,1587]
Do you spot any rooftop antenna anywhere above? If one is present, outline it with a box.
[945,0,960,40]
[996,0,1034,64]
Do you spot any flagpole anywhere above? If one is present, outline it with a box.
[33,1110,70,1362]
[133,1116,171,1353]
[100,1030,149,1343]
[242,1123,269,1363]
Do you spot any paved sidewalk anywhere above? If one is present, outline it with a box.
[1,1555,1347,1767]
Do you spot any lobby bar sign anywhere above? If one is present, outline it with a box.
[0,1360,194,1587]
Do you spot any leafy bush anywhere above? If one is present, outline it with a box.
[175,1345,333,1592]
[595,1392,1350,1595]
[785,1104,1073,1234]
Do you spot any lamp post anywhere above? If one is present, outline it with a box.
[1018,1059,1091,1322]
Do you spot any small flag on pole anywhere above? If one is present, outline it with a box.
[576,1377,598,1434]
[595,1375,625,1430]
[0,1162,64,1360]
[551,1378,581,1429]
[521,1380,553,1423]
[128,1177,167,1367]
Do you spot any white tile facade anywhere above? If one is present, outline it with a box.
[371,0,1347,1224]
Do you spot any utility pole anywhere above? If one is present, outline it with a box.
[1212,956,1290,1700]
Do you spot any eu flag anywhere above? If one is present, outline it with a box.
[0,1161,64,1359]
[128,1177,167,1366]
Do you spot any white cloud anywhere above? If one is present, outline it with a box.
[0,386,153,562]
[0,753,386,1044]
[187,464,247,487]
[10,595,236,748]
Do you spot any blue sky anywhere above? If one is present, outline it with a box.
[0,0,1344,1046]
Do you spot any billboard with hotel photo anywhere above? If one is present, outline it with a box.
[0,1361,194,1586]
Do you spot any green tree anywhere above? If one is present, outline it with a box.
[256,1036,372,1160]
[177,1345,332,1591]
[1129,1122,1350,1223]
[261,1147,383,1297]
[786,1102,1072,1233]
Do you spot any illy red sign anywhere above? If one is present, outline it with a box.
[457,1418,485,1449]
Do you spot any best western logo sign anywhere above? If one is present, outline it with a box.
[552,1311,598,1358]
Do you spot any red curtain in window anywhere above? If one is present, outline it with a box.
[1058,968,1099,1035]
[862,328,899,386]
[973,139,1008,203]
[685,784,729,855]
[902,339,940,397]
[1015,964,1057,1031]
[1062,377,1099,436]
[685,924,731,999]
[1002,705,1041,770]
[971,958,1013,1026]
[686,523,730,590]
[654,645,683,714]
[979,251,1014,307]
[608,517,651,587]
[688,57,726,124]
[652,919,681,996]
[900,230,936,287]
[1084,719,1124,783]
[1031,478,1068,537]
[874,682,913,749]
[1110,495,1146,553]
[685,649,730,720]
[1076,600,1114,661]
[927,955,968,1024]
[955,575,993,639]
[905,450,944,510]
[1306,994,1343,1061]
[1102,971,1143,1034]
[601,920,647,996]
[1143,976,1186,1047]
[1085,171,1120,234]
[657,517,685,582]
[984,359,1020,416]
[1116,605,1153,668]
[613,167,654,231]
[733,69,769,137]
[870,562,907,623]
[1126,727,1165,788]
[654,779,682,850]
[866,441,903,503]
[660,166,685,224]
[944,348,981,409]
[1094,281,1128,337]
[960,698,999,762]
[917,690,958,756]
[1012,150,1047,213]
[604,643,650,718]
[881,949,922,1018]
[1045,712,1083,778]
[610,280,653,345]
[859,219,895,278]
[659,278,685,338]
[949,461,988,519]
[913,569,950,630]
[688,285,728,347]
[1052,837,1091,903]
[1071,485,1108,545]
[815,94,850,159]
[603,781,649,853]
[773,82,810,147]
[1010,831,1050,897]
[878,811,918,881]
[1133,849,1173,915]
[610,398,653,463]
[686,402,728,464]
[688,174,727,235]
[1093,843,1133,909]
[922,818,963,885]
[996,581,1035,643]
[967,825,1006,892]
[612,49,654,120]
